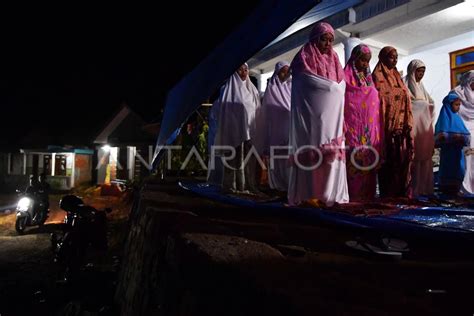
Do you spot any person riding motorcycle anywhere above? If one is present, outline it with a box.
[38,173,51,211]
[25,175,40,195]
[24,175,48,222]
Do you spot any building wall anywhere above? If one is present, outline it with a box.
[0,154,28,192]
[97,147,108,184]
[74,154,92,186]
[48,176,72,191]
[398,31,474,123]
[25,153,41,177]
[11,153,24,175]
[1,175,29,192]
[0,153,8,176]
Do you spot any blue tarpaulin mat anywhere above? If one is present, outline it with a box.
[179,181,474,241]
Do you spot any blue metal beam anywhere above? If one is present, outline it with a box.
[248,0,363,68]
[152,0,414,168]
[266,0,363,47]
[152,0,320,167]
[248,0,413,69]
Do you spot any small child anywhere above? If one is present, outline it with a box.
[434,92,471,195]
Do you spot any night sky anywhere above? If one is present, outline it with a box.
[0,3,259,146]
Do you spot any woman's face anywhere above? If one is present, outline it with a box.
[415,67,425,82]
[277,65,290,82]
[384,50,398,69]
[237,64,249,81]
[316,32,334,54]
[451,98,461,113]
[355,52,371,73]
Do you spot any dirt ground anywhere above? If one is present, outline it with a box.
[0,190,131,316]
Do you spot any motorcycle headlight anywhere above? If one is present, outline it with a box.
[17,197,32,211]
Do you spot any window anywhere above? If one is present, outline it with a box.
[450,46,474,89]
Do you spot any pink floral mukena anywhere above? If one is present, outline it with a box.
[343,44,382,201]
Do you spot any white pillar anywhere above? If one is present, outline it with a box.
[70,153,75,188]
[97,148,108,184]
[343,37,362,65]
[7,153,11,175]
[127,146,136,180]
[22,153,27,175]
[51,153,56,176]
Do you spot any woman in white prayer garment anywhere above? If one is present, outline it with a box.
[454,70,474,194]
[403,59,435,196]
[213,63,261,193]
[260,61,292,192]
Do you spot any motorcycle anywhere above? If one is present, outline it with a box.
[51,195,111,282]
[15,191,49,234]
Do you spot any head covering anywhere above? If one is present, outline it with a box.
[461,70,474,87]
[435,92,470,135]
[455,70,474,120]
[344,44,373,87]
[374,46,405,88]
[309,22,335,42]
[372,46,412,134]
[403,59,434,103]
[258,60,292,155]
[274,61,290,78]
[213,66,261,149]
[378,46,396,65]
[265,61,291,110]
[291,22,344,82]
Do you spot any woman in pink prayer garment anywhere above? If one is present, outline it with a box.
[288,22,349,207]
[343,44,382,201]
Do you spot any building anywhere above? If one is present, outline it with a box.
[249,0,474,122]
[93,103,159,185]
[0,102,158,192]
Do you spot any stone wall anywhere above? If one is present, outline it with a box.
[114,179,474,316]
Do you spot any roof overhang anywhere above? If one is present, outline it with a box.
[248,0,363,72]
[20,146,94,155]
[152,0,363,167]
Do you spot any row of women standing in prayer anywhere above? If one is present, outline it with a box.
[287,22,473,206]
[285,21,415,206]
[341,46,473,200]
[208,61,292,194]
[209,21,474,206]
[343,44,422,202]
[343,46,436,200]
[405,64,473,197]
